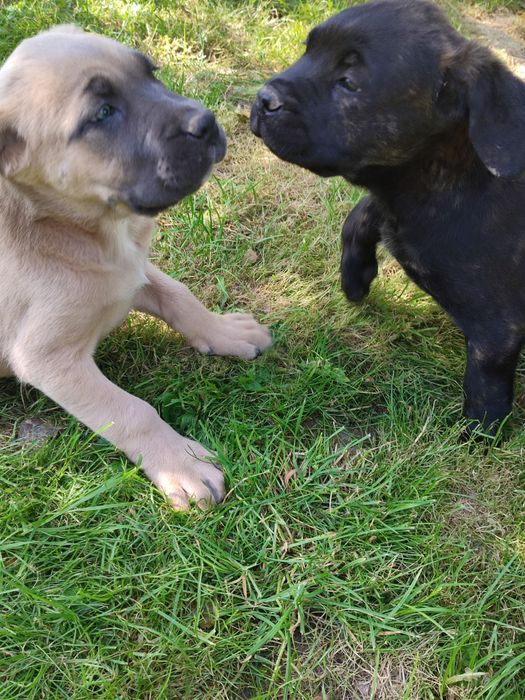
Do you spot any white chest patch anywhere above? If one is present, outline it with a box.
[111,218,149,291]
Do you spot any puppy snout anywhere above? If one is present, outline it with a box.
[184,109,217,140]
[257,84,283,113]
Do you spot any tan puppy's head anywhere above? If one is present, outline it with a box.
[0,26,226,220]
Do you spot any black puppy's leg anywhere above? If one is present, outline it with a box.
[341,196,388,302]
[463,335,523,436]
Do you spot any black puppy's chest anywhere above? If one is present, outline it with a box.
[382,216,450,305]
[379,188,525,325]
[376,133,492,300]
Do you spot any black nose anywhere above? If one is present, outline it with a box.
[258,85,283,113]
[185,109,217,140]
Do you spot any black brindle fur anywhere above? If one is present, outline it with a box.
[251,0,525,435]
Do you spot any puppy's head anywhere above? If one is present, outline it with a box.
[0,26,227,219]
[251,0,525,182]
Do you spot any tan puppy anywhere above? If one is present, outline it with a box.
[0,26,272,509]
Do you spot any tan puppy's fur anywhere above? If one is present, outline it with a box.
[0,26,271,510]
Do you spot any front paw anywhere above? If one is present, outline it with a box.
[341,253,378,303]
[190,312,272,360]
[142,438,225,511]
[461,415,506,445]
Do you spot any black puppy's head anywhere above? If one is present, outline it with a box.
[251,0,525,182]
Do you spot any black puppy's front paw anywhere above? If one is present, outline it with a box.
[341,252,378,302]
[460,419,500,446]
[340,196,384,303]
[460,410,511,446]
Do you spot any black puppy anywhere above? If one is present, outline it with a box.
[251,0,525,435]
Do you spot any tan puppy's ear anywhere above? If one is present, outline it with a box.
[0,125,27,177]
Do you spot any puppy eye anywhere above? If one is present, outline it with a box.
[93,104,115,122]
[338,77,361,93]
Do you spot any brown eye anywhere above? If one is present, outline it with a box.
[338,77,360,93]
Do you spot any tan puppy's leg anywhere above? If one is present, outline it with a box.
[11,348,224,510]
[134,263,272,359]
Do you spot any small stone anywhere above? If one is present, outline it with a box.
[17,417,61,444]
[235,101,251,121]
[243,248,258,264]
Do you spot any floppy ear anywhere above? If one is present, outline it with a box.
[0,125,27,177]
[442,43,525,178]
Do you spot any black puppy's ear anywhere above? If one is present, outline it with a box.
[0,125,27,177]
[443,43,525,178]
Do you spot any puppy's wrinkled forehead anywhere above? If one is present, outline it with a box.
[306,0,457,62]
[0,26,156,138]
[2,26,152,103]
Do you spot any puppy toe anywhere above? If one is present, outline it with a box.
[180,459,225,508]
[202,477,223,505]
[145,440,225,511]
[166,487,191,511]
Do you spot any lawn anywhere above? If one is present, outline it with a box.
[0,1,524,698]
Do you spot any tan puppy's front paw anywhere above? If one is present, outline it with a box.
[190,312,272,360]
[142,438,225,511]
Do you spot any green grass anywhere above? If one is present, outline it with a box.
[469,0,522,11]
[0,1,524,698]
